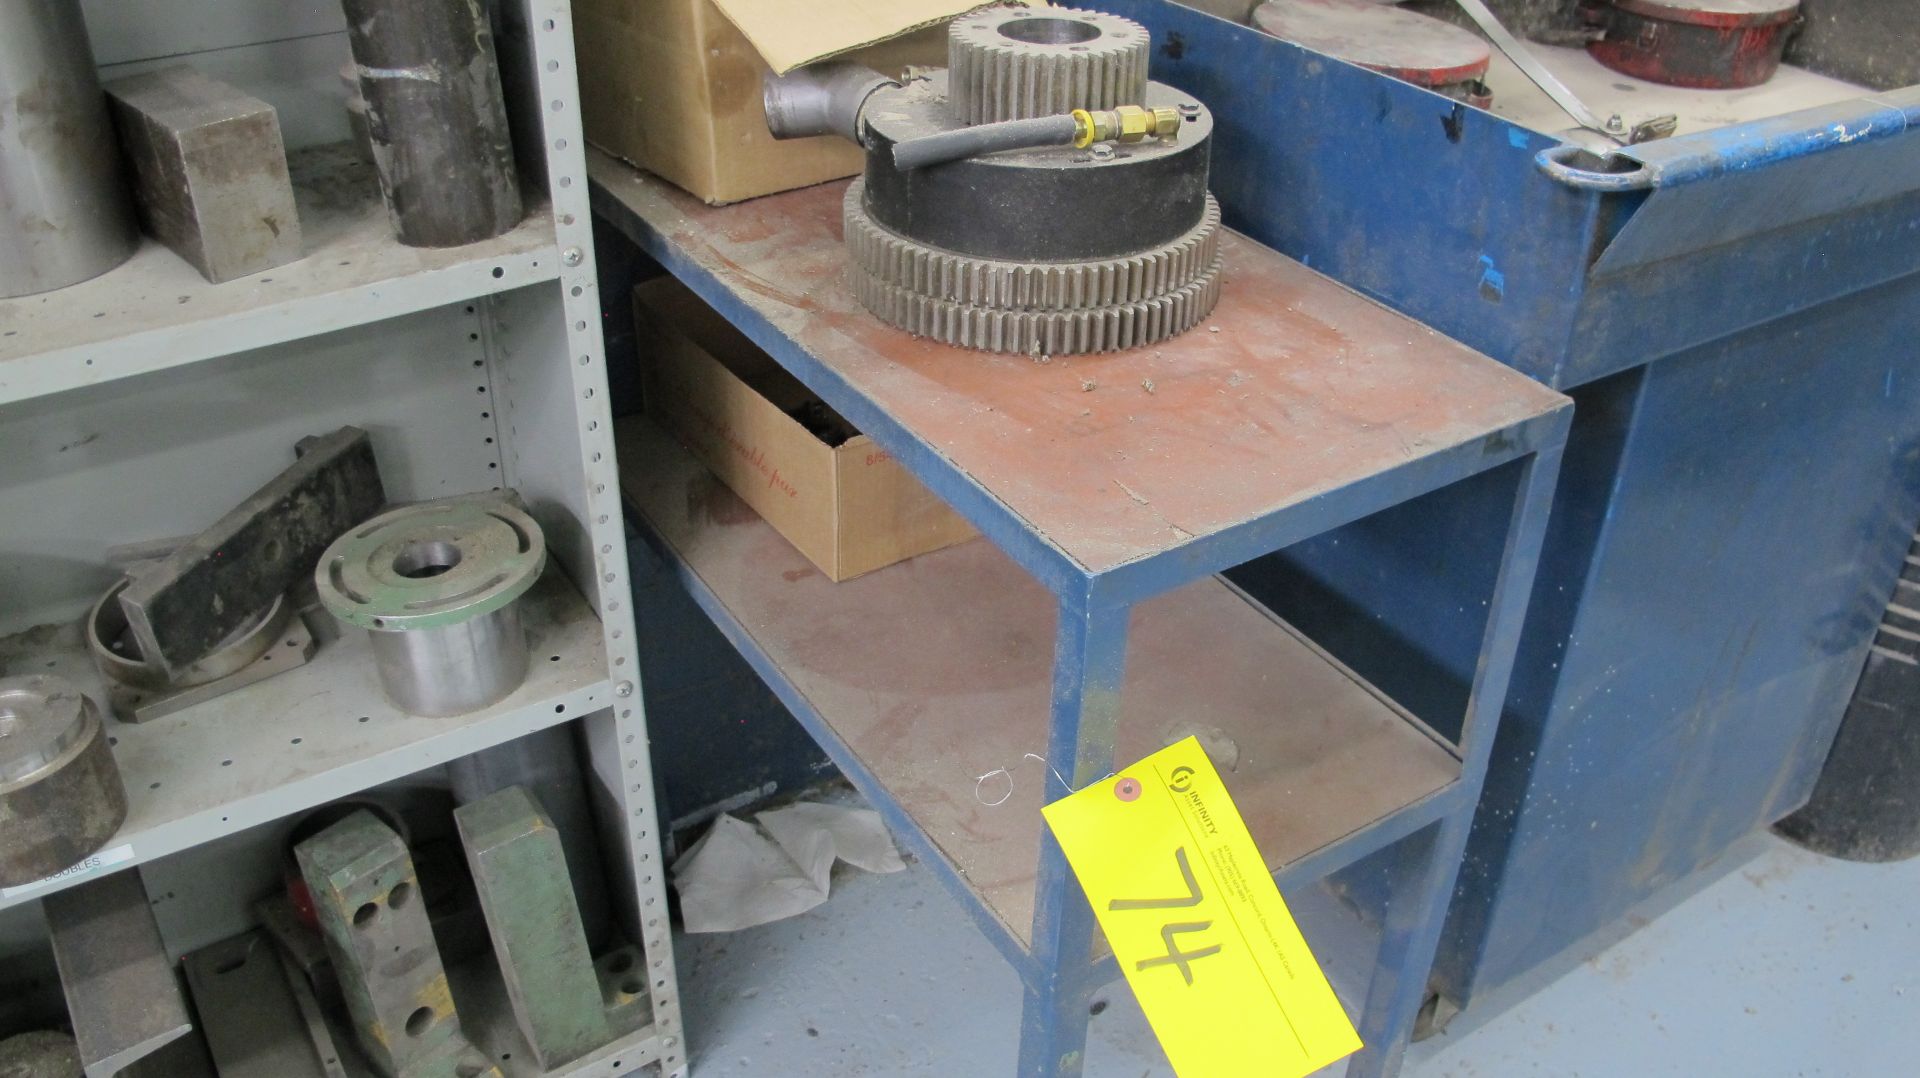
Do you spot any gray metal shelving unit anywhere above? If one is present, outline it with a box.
[0,3,683,1076]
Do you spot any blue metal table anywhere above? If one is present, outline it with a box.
[1102,0,1920,1017]
[591,161,1569,1075]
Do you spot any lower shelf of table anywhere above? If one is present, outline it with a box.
[617,417,1461,961]
[0,571,609,911]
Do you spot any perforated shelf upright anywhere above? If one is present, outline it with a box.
[0,4,684,1076]
[592,157,1571,1077]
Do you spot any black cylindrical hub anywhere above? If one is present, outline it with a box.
[859,78,1213,263]
[343,0,524,247]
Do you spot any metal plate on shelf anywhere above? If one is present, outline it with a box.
[42,869,193,1078]
[277,949,351,1078]
[183,929,332,1078]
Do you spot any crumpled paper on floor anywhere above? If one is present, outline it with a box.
[672,801,906,933]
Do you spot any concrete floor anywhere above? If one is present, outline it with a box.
[675,826,1920,1077]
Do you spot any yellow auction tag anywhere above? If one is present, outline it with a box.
[1042,736,1362,1078]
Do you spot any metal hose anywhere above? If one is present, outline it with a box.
[890,113,1080,171]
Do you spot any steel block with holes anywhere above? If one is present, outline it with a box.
[593,945,655,1034]
[454,785,610,1068]
[294,809,495,1078]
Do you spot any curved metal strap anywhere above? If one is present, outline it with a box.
[1535,144,1655,192]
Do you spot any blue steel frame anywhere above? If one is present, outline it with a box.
[593,170,1571,1075]
[1099,0,1920,1017]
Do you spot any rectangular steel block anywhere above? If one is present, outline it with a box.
[104,65,302,283]
[119,425,384,676]
[294,809,467,1078]
[455,785,611,1068]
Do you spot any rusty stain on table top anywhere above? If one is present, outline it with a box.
[595,162,1568,574]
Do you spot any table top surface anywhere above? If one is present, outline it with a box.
[593,157,1568,578]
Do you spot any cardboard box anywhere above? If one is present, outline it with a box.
[575,0,965,205]
[634,278,976,581]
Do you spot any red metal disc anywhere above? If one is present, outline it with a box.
[1611,0,1800,30]
[1252,0,1492,88]
[1588,0,1800,88]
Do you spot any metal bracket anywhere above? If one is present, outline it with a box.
[182,930,332,1078]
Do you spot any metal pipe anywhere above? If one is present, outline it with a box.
[0,0,139,298]
[763,62,897,145]
[891,113,1080,171]
[369,602,529,717]
[340,0,522,247]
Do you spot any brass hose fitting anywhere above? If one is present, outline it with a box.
[1071,105,1181,148]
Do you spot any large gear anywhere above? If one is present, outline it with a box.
[946,8,1150,125]
[763,6,1221,354]
[843,181,1221,311]
[849,258,1223,356]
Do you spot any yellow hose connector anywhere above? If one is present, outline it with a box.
[1072,105,1181,148]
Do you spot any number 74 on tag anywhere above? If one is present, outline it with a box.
[1041,736,1362,1078]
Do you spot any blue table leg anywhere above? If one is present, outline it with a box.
[1345,446,1565,1077]
[1018,585,1131,1078]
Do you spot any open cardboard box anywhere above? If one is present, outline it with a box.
[634,277,977,581]
[575,0,981,204]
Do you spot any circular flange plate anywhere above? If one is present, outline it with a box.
[316,499,546,631]
[946,7,1151,124]
[0,675,96,787]
[1252,0,1492,86]
[88,578,289,692]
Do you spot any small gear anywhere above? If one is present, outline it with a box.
[946,8,1151,125]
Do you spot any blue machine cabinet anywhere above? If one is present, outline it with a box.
[1101,0,1920,1015]
[592,162,1569,1075]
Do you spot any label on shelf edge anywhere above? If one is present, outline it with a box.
[0,844,136,900]
[1042,736,1362,1078]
